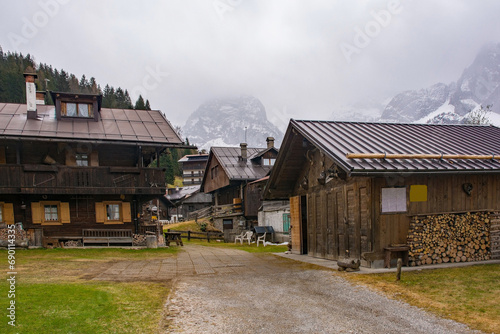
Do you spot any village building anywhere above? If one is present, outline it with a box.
[200,138,278,240]
[161,185,212,222]
[0,70,185,247]
[178,153,209,186]
[264,120,500,268]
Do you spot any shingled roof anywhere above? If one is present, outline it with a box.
[210,146,273,181]
[0,102,183,146]
[290,120,500,174]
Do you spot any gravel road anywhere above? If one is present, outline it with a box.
[162,246,480,334]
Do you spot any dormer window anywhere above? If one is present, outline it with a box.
[51,91,102,122]
[62,102,94,118]
[263,158,275,166]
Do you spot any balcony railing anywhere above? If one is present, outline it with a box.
[0,164,166,195]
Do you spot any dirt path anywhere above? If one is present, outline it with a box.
[161,245,480,334]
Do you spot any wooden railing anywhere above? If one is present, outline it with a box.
[188,202,244,220]
[0,165,165,194]
[166,229,224,242]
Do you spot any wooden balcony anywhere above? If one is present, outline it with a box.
[0,165,166,195]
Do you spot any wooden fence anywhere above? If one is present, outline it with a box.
[166,229,224,243]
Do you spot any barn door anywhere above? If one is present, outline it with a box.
[335,185,349,258]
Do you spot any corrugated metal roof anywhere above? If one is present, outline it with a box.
[292,120,500,174]
[211,146,273,180]
[0,103,183,146]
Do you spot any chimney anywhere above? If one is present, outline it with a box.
[266,137,275,149]
[23,67,38,119]
[240,143,248,160]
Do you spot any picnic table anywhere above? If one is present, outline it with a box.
[164,231,184,247]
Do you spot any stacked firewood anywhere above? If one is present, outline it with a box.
[407,212,491,266]
[0,227,28,241]
[64,240,82,247]
[133,234,147,246]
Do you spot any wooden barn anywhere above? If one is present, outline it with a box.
[200,138,278,239]
[0,70,185,247]
[264,120,500,268]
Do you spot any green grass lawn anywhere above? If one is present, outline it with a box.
[346,264,500,333]
[0,247,178,334]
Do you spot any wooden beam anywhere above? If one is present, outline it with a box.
[346,152,500,160]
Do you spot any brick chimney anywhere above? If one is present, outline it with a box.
[23,67,37,119]
[240,143,247,160]
[266,137,275,149]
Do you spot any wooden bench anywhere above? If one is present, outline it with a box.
[82,229,133,246]
[384,245,409,268]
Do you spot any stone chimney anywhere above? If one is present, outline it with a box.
[240,143,248,160]
[266,137,275,149]
[23,67,37,119]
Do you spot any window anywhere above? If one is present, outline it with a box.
[61,102,93,118]
[44,205,59,222]
[31,202,70,225]
[75,154,89,166]
[95,202,131,224]
[223,219,233,230]
[106,204,121,221]
[381,187,407,213]
[0,204,3,222]
[263,158,275,166]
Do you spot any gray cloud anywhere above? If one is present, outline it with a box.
[1,0,500,131]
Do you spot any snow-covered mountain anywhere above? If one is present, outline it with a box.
[183,96,283,151]
[380,42,500,125]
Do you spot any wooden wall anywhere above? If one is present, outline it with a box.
[203,155,230,194]
[372,173,500,254]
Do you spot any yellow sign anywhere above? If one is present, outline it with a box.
[410,185,427,202]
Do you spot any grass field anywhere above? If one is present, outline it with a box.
[0,247,178,334]
[346,264,500,333]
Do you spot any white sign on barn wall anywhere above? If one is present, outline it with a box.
[26,82,36,111]
[381,187,407,213]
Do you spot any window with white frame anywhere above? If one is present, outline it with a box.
[106,204,121,221]
[75,154,89,166]
[44,205,59,222]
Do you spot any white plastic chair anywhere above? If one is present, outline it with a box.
[257,232,266,247]
[240,231,253,245]
[234,231,246,244]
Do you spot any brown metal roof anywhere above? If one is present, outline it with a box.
[211,146,273,181]
[291,120,500,174]
[0,103,183,146]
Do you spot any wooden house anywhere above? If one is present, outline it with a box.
[264,120,500,268]
[178,154,209,186]
[161,185,212,221]
[0,70,185,247]
[200,138,278,239]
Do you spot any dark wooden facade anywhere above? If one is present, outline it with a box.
[266,120,500,268]
[0,90,184,246]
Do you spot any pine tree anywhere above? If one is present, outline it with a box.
[145,99,151,110]
[134,95,146,110]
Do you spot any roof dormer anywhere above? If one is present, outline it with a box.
[50,91,102,122]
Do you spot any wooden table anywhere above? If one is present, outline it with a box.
[384,246,409,268]
[164,232,184,247]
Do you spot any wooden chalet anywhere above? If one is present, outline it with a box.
[178,153,209,186]
[0,70,185,247]
[200,138,278,239]
[264,120,500,268]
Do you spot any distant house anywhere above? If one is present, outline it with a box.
[0,69,185,247]
[265,120,500,268]
[178,154,209,186]
[200,137,278,239]
[161,185,212,222]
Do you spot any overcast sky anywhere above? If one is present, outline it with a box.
[1,0,500,131]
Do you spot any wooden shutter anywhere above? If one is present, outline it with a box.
[90,150,99,166]
[31,202,42,224]
[60,202,71,224]
[95,202,105,223]
[122,202,132,223]
[3,203,14,224]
